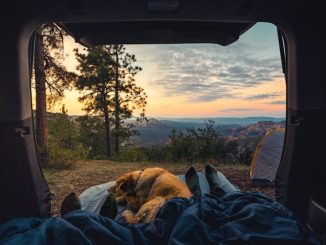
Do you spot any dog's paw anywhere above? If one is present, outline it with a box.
[135,197,166,223]
[122,210,136,224]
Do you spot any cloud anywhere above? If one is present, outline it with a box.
[219,108,258,112]
[268,100,286,105]
[143,41,283,103]
[244,92,283,101]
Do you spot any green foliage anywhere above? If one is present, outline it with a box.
[45,111,255,166]
[112,121,254,164]
[74,46,115,115]
[112,148,148,162]
[35,24,76,108]
[167,121,230,162]
[33,24,77,167]
[112,147,170,163]
[47,143,88,170]
[75,115,107,159]
[45,106,90,169]
[139,147,170,162]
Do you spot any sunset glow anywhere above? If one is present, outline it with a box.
[46,22,285,118]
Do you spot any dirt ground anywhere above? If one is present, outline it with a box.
[43,161,275,216]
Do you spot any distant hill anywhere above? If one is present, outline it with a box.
[128,117,285,147]
[157,117,284,125]
[127,118,173,147]
[126,118,179,146]
[43,112,285,147]
[221,120,285,138]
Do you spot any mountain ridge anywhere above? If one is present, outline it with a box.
[129,117,285,147]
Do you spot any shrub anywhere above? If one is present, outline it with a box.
[45,143,89,170]
[112,148,148,162]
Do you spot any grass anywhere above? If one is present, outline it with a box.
[43,160,274,216]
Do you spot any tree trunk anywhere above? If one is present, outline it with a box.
[114,50,120,154]
[103,101,112,158]
[34,28,49,166]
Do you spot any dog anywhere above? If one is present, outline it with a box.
[108,167,192,224]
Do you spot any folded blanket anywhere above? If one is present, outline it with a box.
[0,192,320,245]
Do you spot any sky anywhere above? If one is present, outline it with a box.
[54,22,285,118]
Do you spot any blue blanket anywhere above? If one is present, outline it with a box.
[0,192,320,244]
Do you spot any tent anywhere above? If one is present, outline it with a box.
[250,129,285,187]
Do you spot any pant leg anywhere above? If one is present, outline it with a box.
[213,170,240,193]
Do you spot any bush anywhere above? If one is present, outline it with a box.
[43,111,254,165]
[112,148,148,162]
[45,143,89,170]
[141,147,170,162]
[166,121,236,163]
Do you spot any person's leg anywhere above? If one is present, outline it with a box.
[99,193,118,219]
[60,192,81,216]
[61,192,119,219]
[205,164,239,195]
[185,166,202,196]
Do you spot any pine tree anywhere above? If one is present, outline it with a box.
[74,45,147,158]
[33,23,75,166]
[111,45,147,154]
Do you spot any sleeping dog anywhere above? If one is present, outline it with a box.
[108,167,192,224]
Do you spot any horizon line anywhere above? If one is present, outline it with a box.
[61,114,286,119]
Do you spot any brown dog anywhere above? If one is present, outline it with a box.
[109,167,192,224]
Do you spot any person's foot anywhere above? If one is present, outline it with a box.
[205,164,221,192]
[60,192,81,216]
[185,166,201,195]
[99,193,118,219]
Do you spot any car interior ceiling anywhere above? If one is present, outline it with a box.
[0,0,325,235]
